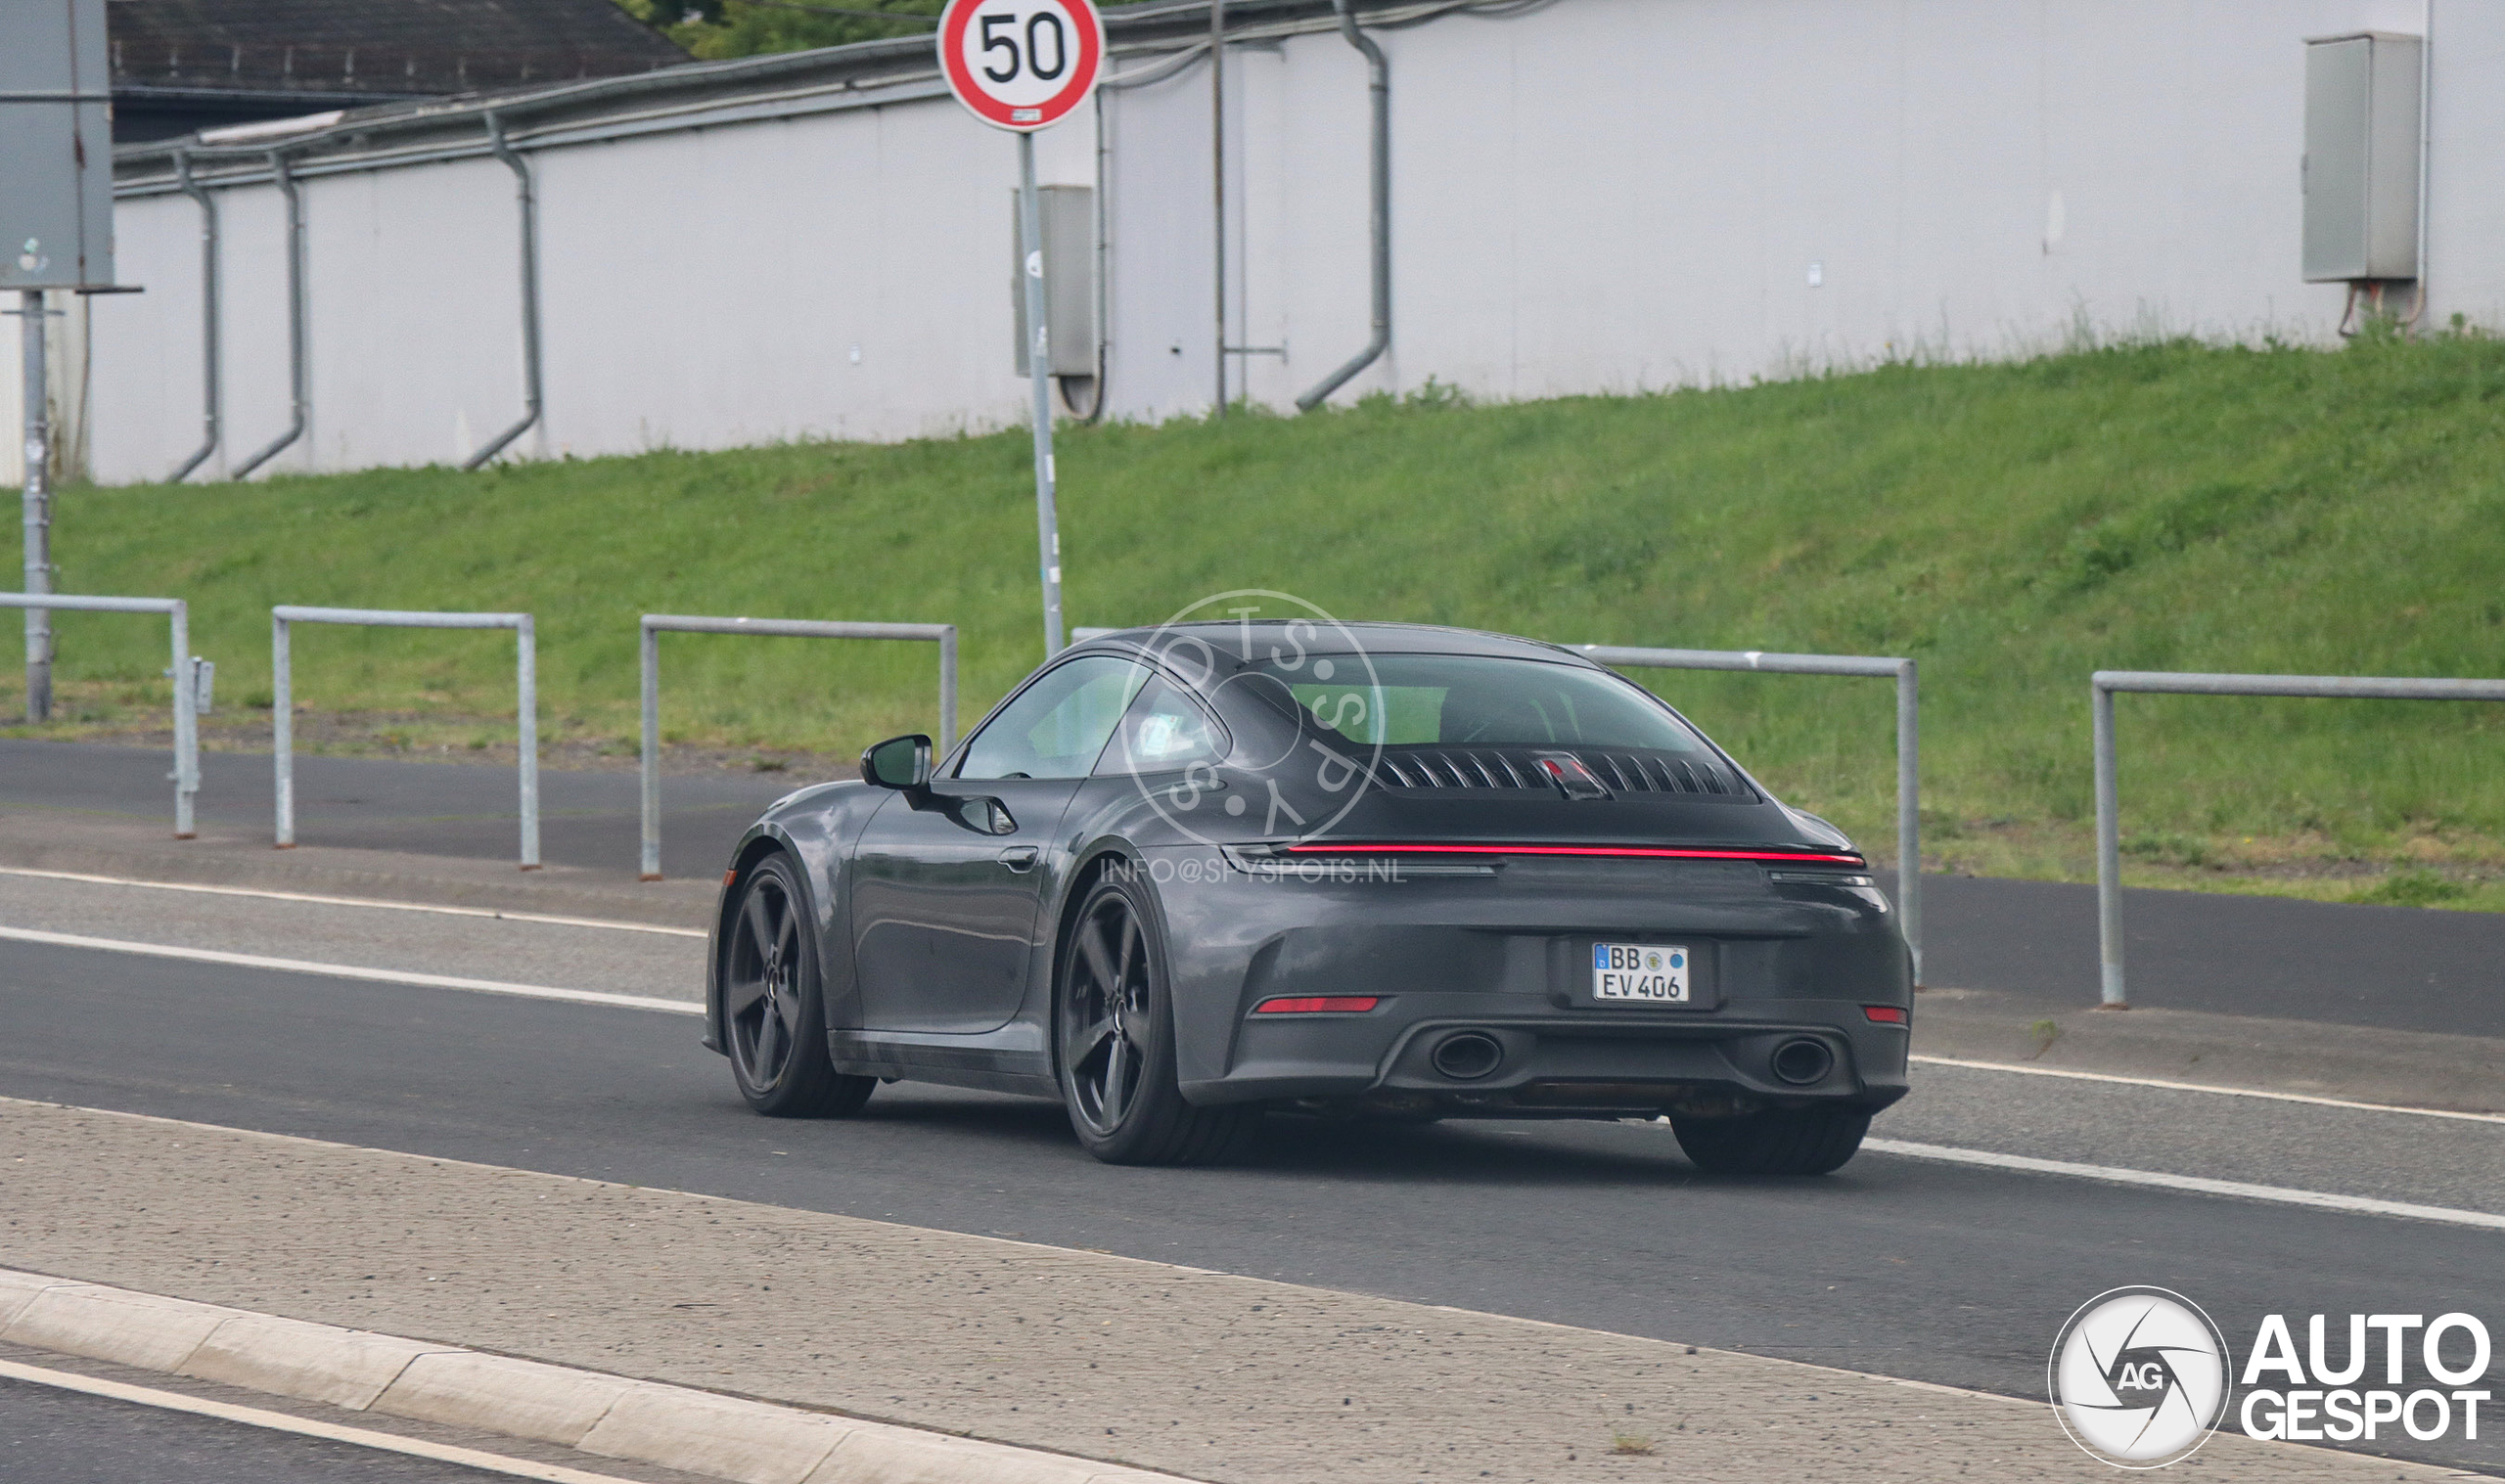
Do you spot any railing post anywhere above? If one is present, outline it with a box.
[2093,677,2125,1008]
[170,602,198,838]
[272,613,294,848]
[1895,658,1920,982]
[518,615,540,870]
[640,619,662,880]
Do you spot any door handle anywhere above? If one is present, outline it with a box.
[997,845,1040,873]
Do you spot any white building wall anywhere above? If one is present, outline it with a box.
[81,0,2499,485]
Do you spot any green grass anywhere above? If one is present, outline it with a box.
[14,331,2505,901]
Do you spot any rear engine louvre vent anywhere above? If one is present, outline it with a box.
[1365,747,1748,799]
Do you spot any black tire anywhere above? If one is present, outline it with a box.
[723,854,876,1119]
[1669,1105,1870,1175]
[1055,870,1256,1166]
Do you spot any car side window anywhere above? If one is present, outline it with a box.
[1096,674,1227,775]
[956,656,1148,780]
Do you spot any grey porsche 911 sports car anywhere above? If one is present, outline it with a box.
[704,621,1910,1173]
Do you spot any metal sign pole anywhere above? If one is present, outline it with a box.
[21,290,52,723]
[1020,133,1066,657]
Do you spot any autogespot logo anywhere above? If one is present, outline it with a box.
[1121,590,1383,850]
[2049,1287,2233,1469]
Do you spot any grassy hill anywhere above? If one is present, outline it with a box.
[14,332,2505,907]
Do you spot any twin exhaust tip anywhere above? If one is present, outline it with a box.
[1769,1037,1836,1086]
[1430,1031,1506,1080]
[1429,1031,1835,1086]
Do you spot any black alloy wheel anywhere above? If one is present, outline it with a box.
[724,854,874,1118]
[1055,871,1256,1166]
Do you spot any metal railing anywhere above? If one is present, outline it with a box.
[2092,668,2505,1008]
[1576,647,1922,979]
[273,606,539,868]
[0,593,203,837]
[637,615,957,880]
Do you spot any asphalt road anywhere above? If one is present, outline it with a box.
[0,936,2494,1474]
[10,739,2503,1034]
[0,1374,521,1484]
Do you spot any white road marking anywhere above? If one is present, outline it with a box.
[0,865,706,937]
[0,1357,653,1484]
[1910,1053,2505,1125]
[1862,1138,2505,1231]
[0,925,702,1016]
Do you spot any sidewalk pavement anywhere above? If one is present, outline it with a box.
[0,1097,2468,1484]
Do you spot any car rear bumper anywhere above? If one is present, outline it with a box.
[1145,850,1914,1117]
[1184,998,1908,1114]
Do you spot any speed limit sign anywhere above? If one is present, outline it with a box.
[937,0,1104,132]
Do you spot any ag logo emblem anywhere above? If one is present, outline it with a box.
[2049,1287,2232,1468]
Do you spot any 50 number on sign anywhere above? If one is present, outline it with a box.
[939,0,1104,131]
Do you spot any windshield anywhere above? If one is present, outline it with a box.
[1251,653,1709,752]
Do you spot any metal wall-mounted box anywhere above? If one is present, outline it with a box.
[0,0,115,292]
[2302,32,2422,283]
[1011,185,1098,378]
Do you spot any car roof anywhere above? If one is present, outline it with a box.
[1068,620,1586,667]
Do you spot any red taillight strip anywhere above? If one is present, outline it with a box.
[1283,842,1866,866]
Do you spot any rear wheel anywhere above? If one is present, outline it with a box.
[724,855,875,1118]
[1669,1105,1869,1175]
[1056,871,1255,1166]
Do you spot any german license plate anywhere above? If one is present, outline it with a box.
[1592,942,1689,1003]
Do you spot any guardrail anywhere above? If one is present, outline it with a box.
[1575,647,1921,980]
[273,606,539,868]
[2092,668,2505,1009]
[0,593,204,837]
[636,615,957,880]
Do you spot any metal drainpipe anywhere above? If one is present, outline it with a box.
[464,112,543,471]
[1295,0,1389,413]
[230,150,306,479]
[167,149,222,482]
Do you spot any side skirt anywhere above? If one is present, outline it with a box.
[829,1030,1059,1099]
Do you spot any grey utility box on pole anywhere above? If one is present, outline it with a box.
[0,0,115,293]
[2302,31,2422,284]
[1011,185,1098,377]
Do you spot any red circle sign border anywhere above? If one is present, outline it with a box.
[937,0,1105,132]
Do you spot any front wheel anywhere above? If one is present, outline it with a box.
[724,854,876,1118]
[1669,1105,1869,1175]
[1055,872,1255,1166]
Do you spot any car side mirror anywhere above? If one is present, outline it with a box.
[860,734,933,790]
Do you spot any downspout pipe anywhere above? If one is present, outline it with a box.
[229,150,306,479]
[167,148,221,483]
[1295,0,1389,412]
[464,112,543,471]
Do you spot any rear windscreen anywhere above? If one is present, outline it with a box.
[1251,653,1709,753]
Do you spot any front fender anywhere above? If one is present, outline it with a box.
[705,781,884,1055]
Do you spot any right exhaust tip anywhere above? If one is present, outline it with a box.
[1769,1037,1836,1086]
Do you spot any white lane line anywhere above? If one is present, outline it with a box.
[0,925,702,1016]
[1910,1053,2505,1125]
[1862,1138,2505,1231]
[0,866,706,937]
[0,1356,655,1484]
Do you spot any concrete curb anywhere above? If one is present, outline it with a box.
[0,1267,1195,1484]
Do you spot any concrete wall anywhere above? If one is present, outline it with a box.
[82,0,2505,485]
